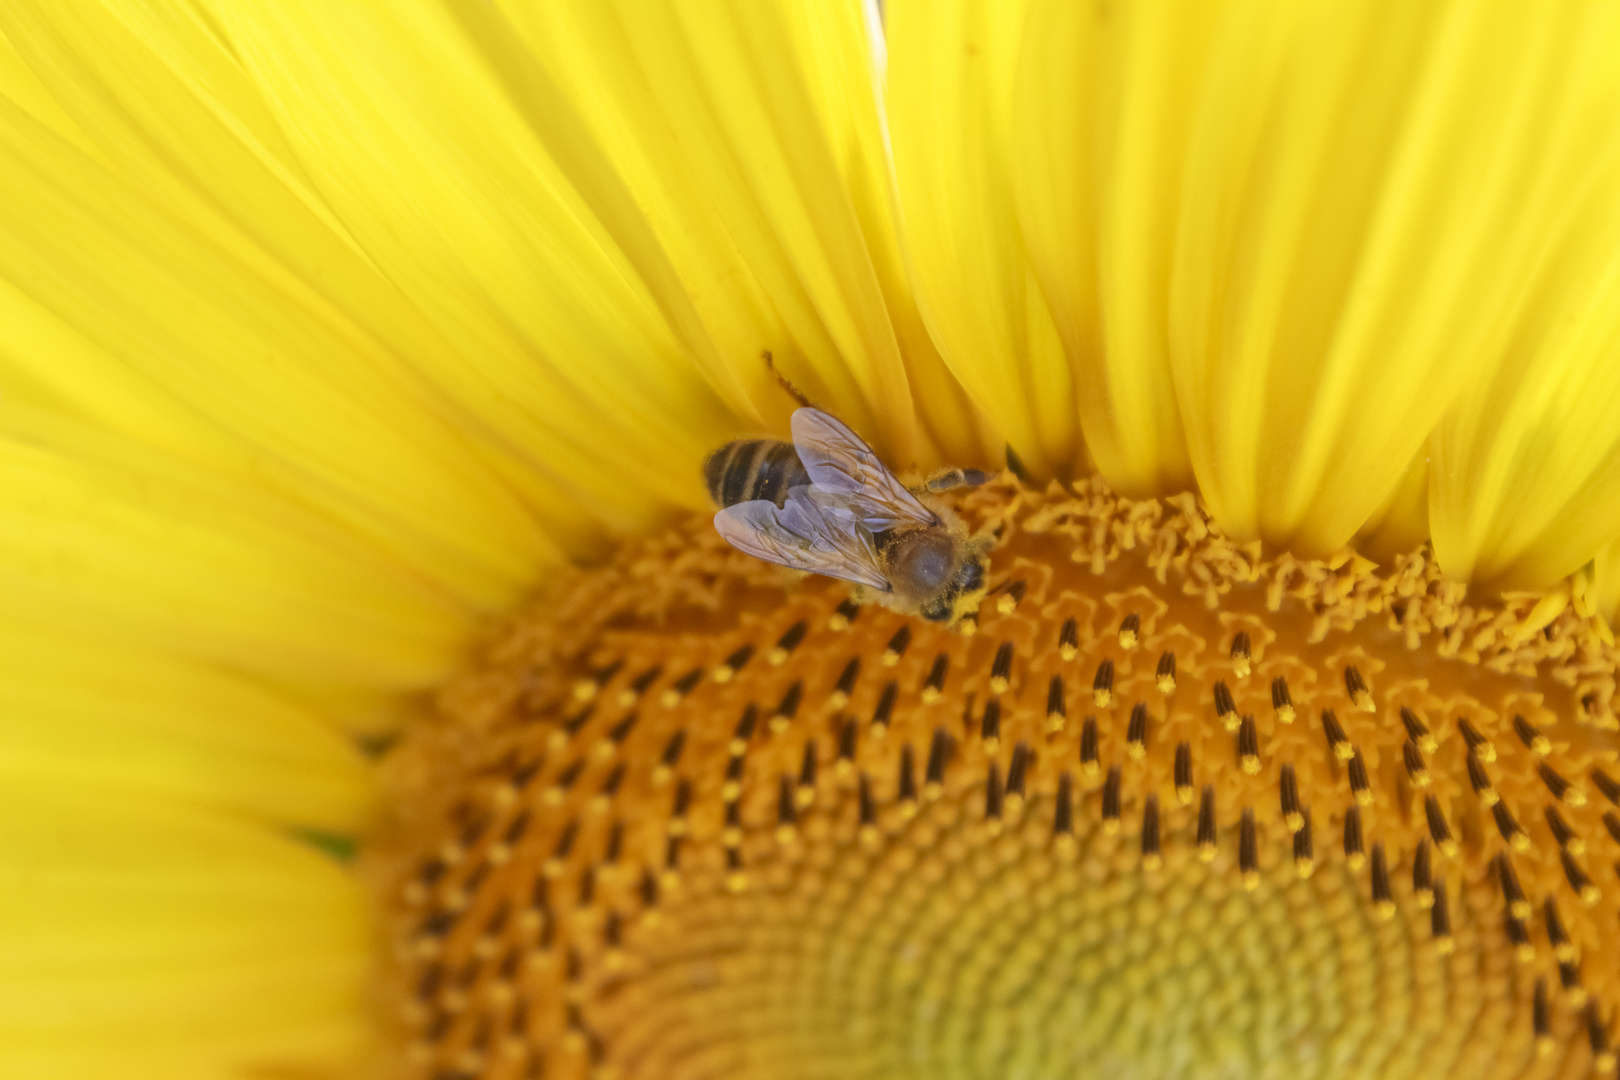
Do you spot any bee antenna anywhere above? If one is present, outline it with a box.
[763,350,816,409]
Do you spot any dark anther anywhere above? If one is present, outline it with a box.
[1293,809,1314,868]
[1413,839,1432,900]
[1230,632,1251,665]
[1047,675,1066,719]
[1348,747,1370,804]
[1491,801,1522,845]
[838,719,858,764]
[1271,676,1293,719]
[598,763,625,799]
[665,836,681,871]
[1128,703,1149,756]
[834,657,862,701]
[1587,1001,1608,1057]
[671,667,704,698]
[873,681,899,730]
[777,775,796,827]
[605,821,623,863]
[1545,897,1571,958]
[552,820,579,861]
[1142,795,1161,863]
[799,741,818,788]
[773,621,807,657]
[734,704,759,743]
[1538,762,1573,802]
[1059,617,1080,657]
[1545,804,1576,848]
[1001,580,1028,608]
[503,810,532,845]
[1430,876,1451,943]
[1174,742,1193,800]
[672,779,692,821]
[923,654,949,696]
[991,642,1015,687]
[1399,707,1434,751]
[629,665,664,697]
[1457,717,1493,761]
[775,681,803,721]
[926,728,951,789]
[1423,795,1453,852]
[1006,743,1031,801]
[1497,854,1530,918]
[608,712,638,744]
[1321,709,1350,758]
[1593,768,1620,805]
[858,773,877,827]
[1236,714,1258,770]
[1561,848,1596,900]
[981,698,1001,745]
[1279,764,1301,829]
[1156,651,1176,690]
[1512,714,1547,753]
[640,868,658,909]
[1604,811,1620,845]
[660,730,686,769]
[1238,809,1258,881]
[1197,786,1217,852]
[511,759,542,791]
[885,625,911,661]
[898,745,917,804]
[1080,717,1100,773]
[1212,681,1236,722]
[1102,766,1121,826]
[1344,665,1370,707]
[578,865,595,905]
[1370,843,1393,909]
[1118,613,1140,647]
[1533,979,1550,1041]
[553,758,585,792]
[1053,773,1074,837]
[834,598,860,625]
[1466,750,1493,799]
[1402,740,1427,782]
[1343,805,1364,862]
[561,706,593,738]
[984,763,1003,821]
[1093,659,1114,699]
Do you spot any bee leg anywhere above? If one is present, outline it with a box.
[923,468,993,493]
[763,350,816,408]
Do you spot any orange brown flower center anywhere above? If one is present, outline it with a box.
[374,479,1620,1080]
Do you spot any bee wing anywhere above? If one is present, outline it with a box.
[714,486,891,592]
[790,408,937,531]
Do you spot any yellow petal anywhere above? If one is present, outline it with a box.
[0,50,562,605]
[0,777,371,1080]
[0,622,376,831]
[1424,6,1620,588]
[1007,0,1203,495]
[1167,4,1620,558]
[479,0,976,466]
[191,0,769,512]
[886,0,1080,479]
[0,404,466,697]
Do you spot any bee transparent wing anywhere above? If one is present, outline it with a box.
[714,487,891,592]
[790,408,937,531]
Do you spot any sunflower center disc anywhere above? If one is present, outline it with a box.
[375,478,1620,1080]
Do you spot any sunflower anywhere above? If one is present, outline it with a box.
[7,2,1620,1078]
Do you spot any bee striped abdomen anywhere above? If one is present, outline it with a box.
[705,439,809,508]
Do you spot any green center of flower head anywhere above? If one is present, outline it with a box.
[377,478,1620,1080]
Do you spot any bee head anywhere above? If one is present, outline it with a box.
[886,532,987,624]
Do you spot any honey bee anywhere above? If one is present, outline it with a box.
[705,403,992,624]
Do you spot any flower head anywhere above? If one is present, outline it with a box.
[5,2,1620,1077]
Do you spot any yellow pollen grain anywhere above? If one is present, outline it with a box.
[372,478,1620,1080]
